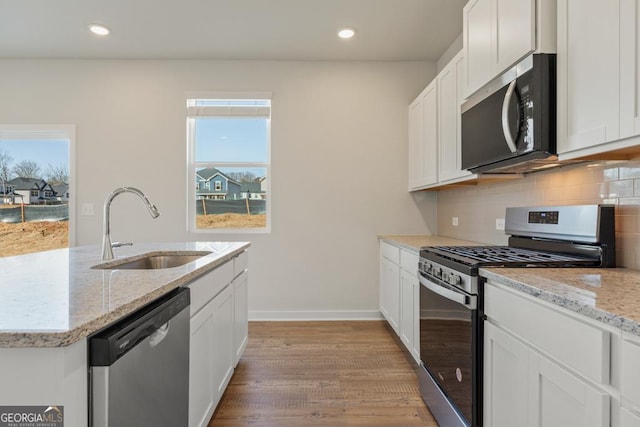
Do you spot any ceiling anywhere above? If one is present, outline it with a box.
[0,0,466,61]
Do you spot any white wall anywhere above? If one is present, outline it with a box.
[0,59,438,319]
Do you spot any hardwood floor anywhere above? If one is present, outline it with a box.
[209,321,437,426]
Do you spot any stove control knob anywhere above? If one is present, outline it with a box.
[448,274,461,286]
[423,262,432,273]
[433,267,442,278]
[442,271,450,282]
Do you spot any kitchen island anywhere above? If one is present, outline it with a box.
[0,241,249,426]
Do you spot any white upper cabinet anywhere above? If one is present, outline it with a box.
[408,81,438,190]
[464,0,494,96]
[558,0,640,159]
[438,51,473,183]
[557,0,621,156]
[464,0,554,98]
[408,51,476,191]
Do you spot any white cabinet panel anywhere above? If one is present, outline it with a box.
[622,407,640,427]
[621,336,640,411]
[557,0,621,155]
[189,298,218,427]
[382,257,400,334]
[400,269,419,362]
[439,52,473,183]
[408,82,438,190]
[408,95,425,190]
[211,284,235,399]
[621,0,640,139]
[484,322,529,427]
[464,0,493,95]
[233,270,249,367]
[379,242,420,361]
[464,0,537,97]
[495,0,535,72]
[485,284,610,384]
[529,353,609,427]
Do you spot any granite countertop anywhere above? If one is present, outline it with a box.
[481,267,640,336]
[0,241,249,348]
[379,234,486,253]
[380,235,640,336]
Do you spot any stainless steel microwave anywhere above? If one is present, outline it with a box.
[461,54,556,174]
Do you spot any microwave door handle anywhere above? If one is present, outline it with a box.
[501,80,518,153]
[419,274,472,307]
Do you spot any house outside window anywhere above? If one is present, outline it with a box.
[0,124,75,256]
[187,94,271,232]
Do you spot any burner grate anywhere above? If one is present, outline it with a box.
[423,246,600,267]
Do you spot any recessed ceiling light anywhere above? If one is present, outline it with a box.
[89,24,110,36]
[338,28,356,39]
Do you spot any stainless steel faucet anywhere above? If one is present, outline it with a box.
[101,187,160,261]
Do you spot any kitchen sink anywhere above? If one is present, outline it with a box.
[92,251,212,270]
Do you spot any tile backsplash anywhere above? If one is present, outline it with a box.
[437,159,640,269]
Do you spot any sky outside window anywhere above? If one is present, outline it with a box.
[195,118,267,163]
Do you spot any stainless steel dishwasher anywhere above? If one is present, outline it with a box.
[89,287,190,427]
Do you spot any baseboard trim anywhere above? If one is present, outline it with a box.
[249,310,384,321]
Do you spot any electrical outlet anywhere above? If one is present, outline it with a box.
[81,203,95,216]
[452,217,459,226]
[496,218,505,230]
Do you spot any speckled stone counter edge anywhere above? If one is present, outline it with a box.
[0,244,249,348]
[480,268,640,336]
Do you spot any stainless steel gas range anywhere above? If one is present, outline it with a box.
[417,204,616,427]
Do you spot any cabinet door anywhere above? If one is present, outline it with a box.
[233,270,249,367]
[528,353,610,427]
[408,96,425,190]
[408,82,438,189]
[495,0,534,72]
[399,269,418,359]
[484,322,529,427]
[189,299,217,427]
[439,52,472,183]
[620,0,640,139]
[380,257,400,333]
[464,0,493,96]
[557,0,621,154]
[211,285,235,400]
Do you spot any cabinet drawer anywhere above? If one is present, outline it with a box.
[485,284,610,384]
[621,337,640,410]
[400,250,419,272]
[234,250,248,277]
[380,242,400,264]
[188,261,234,317]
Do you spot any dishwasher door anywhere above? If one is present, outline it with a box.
[89,287,190,427]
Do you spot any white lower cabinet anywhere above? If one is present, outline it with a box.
[528,352,609,427]
[484,282,612,427]
[188,251,249,427]
[379,241,420,363]
[233,270,249,366]
[484,321,529,427]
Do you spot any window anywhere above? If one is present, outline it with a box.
[187,94,271,232]
[0,125,75,257]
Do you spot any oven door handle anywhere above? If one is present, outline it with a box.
[419,275,476,309]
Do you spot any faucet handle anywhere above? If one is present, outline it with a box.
[111,241,133,248]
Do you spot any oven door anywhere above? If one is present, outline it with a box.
[418,273,481,427]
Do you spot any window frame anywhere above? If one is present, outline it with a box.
[0,124,76,246]
[186,92,272,234]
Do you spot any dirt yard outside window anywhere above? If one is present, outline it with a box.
[196,213,266,229]
[0,221,68,257]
